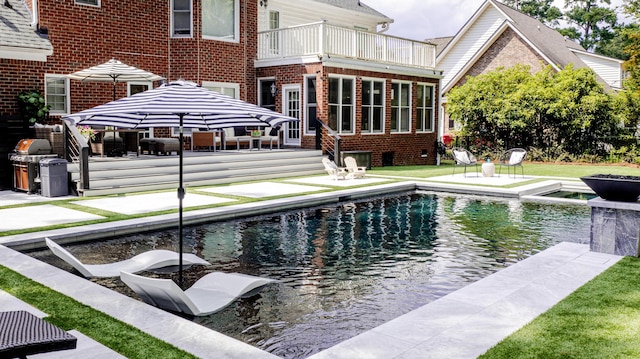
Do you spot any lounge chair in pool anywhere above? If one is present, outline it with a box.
[451,147,479,177]
[322,158,347,180]
[120,271,277,316]
[45,238,210,278]
[343,156,366,179]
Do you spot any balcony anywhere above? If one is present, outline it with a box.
[257,22,437,69]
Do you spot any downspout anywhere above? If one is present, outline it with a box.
[437,79,444,166]
[30,0,38,28]
[378,22,390,33]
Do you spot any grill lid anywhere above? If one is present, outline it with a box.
[15,139,52,155]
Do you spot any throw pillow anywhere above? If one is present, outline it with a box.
[233,126,246,137]
[454,150,469,164]
[269,127,279,136]
[509,151,525,165]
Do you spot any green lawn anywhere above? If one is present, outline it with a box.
[481,256,640,358]
[368,161,640,178]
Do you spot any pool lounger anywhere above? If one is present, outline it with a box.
[120,271,277,316]
[45,237,211,278]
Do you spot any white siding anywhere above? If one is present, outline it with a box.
[438,6,506,92]
[575,53,623,89]
[258,0,380,32]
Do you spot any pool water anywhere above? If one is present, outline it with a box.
[30,192,591,358]
[543,190,597,200]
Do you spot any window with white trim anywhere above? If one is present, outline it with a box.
[45,75,70,115]
[304,75,317,135]
[391,81,411,133]
[202,81,239,98]
[172,0,192,37]
[361,78,384,133]
[75,0,100,6]
[328,76,354,134]
[202,0,239,42]
[416,83,434,132]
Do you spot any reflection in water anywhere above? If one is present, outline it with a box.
[29,192,590,358]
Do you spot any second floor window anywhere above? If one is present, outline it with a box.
[328,77,354,134]
[391,82,411,133]
[75,0,100,6]
[172,0,192,37]
[361,79,384,133]
[416,84,434,132]
[202,0,239,42]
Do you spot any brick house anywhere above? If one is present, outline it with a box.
[1,0,442,189]
[432,0,625,136]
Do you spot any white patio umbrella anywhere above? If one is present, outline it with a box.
[68,58,164,100]
[65,80,299,287]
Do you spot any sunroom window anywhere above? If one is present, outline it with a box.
[328,76,354,134]
[416,83,434,132]
[391,82,411,133]
[361,79,384,134]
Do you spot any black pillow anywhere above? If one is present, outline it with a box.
[234,126,246,136]
[269,127,279,136]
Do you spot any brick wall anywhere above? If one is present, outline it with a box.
[455,27,546,88]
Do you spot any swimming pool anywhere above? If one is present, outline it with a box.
[31,191,590,358]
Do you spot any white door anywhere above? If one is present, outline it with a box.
[283,85,301,146]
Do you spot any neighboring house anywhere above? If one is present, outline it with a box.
[433,0,625,137]
[0,0,443,189]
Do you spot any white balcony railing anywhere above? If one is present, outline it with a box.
[257,22,437,69]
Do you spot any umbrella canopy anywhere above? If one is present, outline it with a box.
[66,80,295,129]
[65,80,299,287]
[68,58,164,99]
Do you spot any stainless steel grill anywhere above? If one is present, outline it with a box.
[10,139,57,194]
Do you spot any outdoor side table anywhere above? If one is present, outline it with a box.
[0,310,77,359]
[481,162,495,177]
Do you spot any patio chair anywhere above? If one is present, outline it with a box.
[498,148,527,178]
[222,127,251,150]
[45,238,210,278]
[451,147,479,177]
[261,126,280,150]
[322,158,347,180]
[343,156,366,179]
[120,271,277,316]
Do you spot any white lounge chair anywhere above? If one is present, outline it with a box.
[120,271,276,316]
[343,156,366,179]
[322,158,347,180]
[45,238,210,278]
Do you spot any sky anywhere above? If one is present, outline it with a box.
[362,0,627,41]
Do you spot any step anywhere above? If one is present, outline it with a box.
[71,149,326,196]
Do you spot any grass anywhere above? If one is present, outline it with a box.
[0,265,196,359]
[481,256,640,358]
[368,161,640,178]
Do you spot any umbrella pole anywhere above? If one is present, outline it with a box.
[178,114,185,289]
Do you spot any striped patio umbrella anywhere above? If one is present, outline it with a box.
[67,58,164,100]
[65,80,300,287]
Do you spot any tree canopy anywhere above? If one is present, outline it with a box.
[447,65,623,158]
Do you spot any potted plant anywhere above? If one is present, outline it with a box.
[18,90,51,125]
[580,174,640,202]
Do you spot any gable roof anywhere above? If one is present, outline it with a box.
[0,0,52,61]
[425,36,454,56]
[319,0,393,23]
[437,0,623,92]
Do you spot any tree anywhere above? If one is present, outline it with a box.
[502,0,563,25]
[560,0,618,51]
